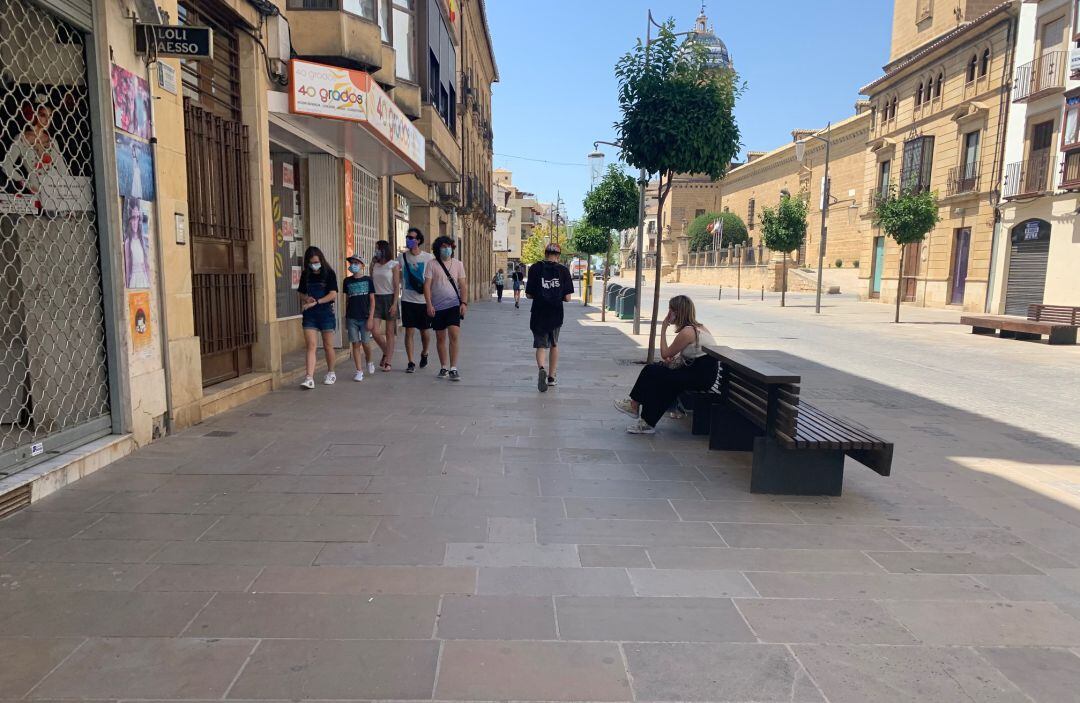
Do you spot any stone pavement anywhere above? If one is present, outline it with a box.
[2,294,1080,702]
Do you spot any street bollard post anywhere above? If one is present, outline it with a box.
[761,286,764,301]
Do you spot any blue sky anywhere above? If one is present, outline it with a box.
[486,0,894,218]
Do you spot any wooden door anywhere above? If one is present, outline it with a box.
[949,228,971,306]
[901,243,919,302]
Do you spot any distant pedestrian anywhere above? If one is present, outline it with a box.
[493,269,505,302]
[370,239,400,371]
[511,265,524,308]
[297,246,338,389]
[424,235,468,381]
[526,243,573,392]
[615,295,717,434]
[342,254,376,382]
[399,227,433,373]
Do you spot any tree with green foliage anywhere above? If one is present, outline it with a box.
[760,194,808,308]
[521,221,570,265]
[583,165,640,319]
[568,221,613,307]
[874,187,941,323]
[615,19,742,361]
[688,211,748,252]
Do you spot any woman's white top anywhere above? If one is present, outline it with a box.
[680,325,715,360]
[371,259,399,295]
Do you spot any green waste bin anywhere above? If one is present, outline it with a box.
[606,284,623,311]
[616,288,637,320]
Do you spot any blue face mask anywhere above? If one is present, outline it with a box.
[406,237,417,250]
[440,247,453,259]
[349,264,361,274]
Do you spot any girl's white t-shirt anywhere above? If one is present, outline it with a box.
[371,259,399,295]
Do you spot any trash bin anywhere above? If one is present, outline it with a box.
[617,288,637,320]
[606,284,623,311]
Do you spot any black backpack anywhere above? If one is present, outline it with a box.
[538,262,564,305]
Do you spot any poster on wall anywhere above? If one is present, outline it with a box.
[282,161,294,189]
[115,134,155,200]
[291,265,302,290]
[110,64,152,139]
[281,216,294,242]
[121,196,152,289]
[127,290,153,358]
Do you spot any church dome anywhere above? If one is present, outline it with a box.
[688,9,732,71]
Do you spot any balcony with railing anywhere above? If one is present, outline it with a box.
[1013,51,1067,102]
[1003,154,1052,199]
[285,0,388,74]
[865,185,890,213]
[947,164,980,196]
[1062,149,1080,190]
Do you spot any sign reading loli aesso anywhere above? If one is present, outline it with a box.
[135,24,213,59]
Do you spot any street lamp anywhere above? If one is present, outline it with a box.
[795,122,832,314]
[587,151,605,189]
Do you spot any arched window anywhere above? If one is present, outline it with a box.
[967,55,978,82]
[980,49,990,77]
[890,96,898,120]
[916,82,924,106]
[935,72,943,98]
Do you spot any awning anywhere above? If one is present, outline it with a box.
[266,59,425,177]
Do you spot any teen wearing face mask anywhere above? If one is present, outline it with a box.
[399,227,434,373]
[369,239,401,371]
[297,246,338,389]
[424,236,468,381]
[342,254,376,381]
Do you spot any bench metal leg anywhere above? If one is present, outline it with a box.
[1048,328,1078,345]
[750,437,845,496]
[971,326,996,335]
[691,393,718,436]
[708,404,759,451]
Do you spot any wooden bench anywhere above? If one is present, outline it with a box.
[691,346,892,496]
[960,304,1079,345]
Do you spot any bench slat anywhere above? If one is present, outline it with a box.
[706,345,801,384]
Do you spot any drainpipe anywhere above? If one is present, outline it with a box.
[985,14,1017,313]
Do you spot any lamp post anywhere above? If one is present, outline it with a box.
[795,122,832,314]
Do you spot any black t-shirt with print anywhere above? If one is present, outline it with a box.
[526,261,574,333]
[342,275,374,320]
[297,268,338,312]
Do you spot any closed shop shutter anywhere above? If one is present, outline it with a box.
[1004,239,1050,316]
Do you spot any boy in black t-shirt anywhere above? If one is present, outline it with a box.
[342,255,376,382]
[526,243,574,393]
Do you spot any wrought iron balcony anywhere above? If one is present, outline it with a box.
[865,186,890,212]
[947,164,980,196]
[1013,51,1067,102]
[1003,154,1052,198]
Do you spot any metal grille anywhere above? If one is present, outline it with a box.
[178,0,241,121]
[1005,240,1049,316]
[0,0,110,475]
[350,162,378,261]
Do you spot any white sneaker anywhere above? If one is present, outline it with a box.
[300,376,315,390]
[324,372,337,385]
[353,370,364,382]
[626,418,655,435]
[613,398,638,418]
[367,362,376,374]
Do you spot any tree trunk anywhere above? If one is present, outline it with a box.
[647,173,670,363]
[781,252,787,307]
[895,243,904,324]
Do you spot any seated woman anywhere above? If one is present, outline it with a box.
[615,295,718,435]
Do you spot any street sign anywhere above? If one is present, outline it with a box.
[135,24,213,60]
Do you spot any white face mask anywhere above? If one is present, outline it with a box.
[310,262,322,272]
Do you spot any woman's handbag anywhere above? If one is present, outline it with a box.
[663,326,699,370]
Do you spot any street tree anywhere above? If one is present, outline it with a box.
[569,220,614,306]
[615,19,742,361]
[760,194,808,308]
[583,164,640,319]
[874,187,941,323]
[522,221,570,265]
[688,211,748,252]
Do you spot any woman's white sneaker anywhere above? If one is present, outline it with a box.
[613,398,638,418]
[353,370,364,382]
[324,372,337,385]
[300,376,315,390]
[626,418,655,435]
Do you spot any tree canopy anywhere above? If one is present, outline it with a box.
[873,187,941,246]
[760,195,808,255]
[569,220,614,257]
[688,211,748,252]
[583,165,640,233]
[521,221,570,265]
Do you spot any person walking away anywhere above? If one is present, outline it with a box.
[342,254,376,381]
[399,227,433,373]
[614,295,718,434]
[492,269,505,302]
[424,235,468,381]
[370,240,400,371]
[297,246,338,389]
[526,243,573,392]
[511,265,524,308]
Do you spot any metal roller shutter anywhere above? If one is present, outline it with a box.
[1004,239,1050,316]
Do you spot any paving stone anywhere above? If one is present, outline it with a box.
[614,449,680,465]
[794,644,1028,703]
[438,594,556,639]
[477,567,635,596]
[0,637,83,697]
[315,541,447,566]
[570,463,649,480]
[979,646,1080,703]
[487,517,535,543]
[579,545,652,567]
[228,639,439,700]
[671,499,805,523]
[134,564,262,592]
[558,447,619,463]
[364,475,479,495]
[640,464,709,481]
[150,540,322,566]
[0,511,104,539]
[747,571,998,600]
[435,640,631,701]
[433,495,566,519]
[313,493,435,516]
[445,542,579,567]
[28,489,114,512]
[539,477,703,499]
[788,501,993,527]
[193,492,323,515]
[157,475,264,492]
[976,573,1080,602]
[33,637,255,700]
[537,518,725,546]
[203,514,380,542]
[736,598,918,645]
[0,590,211,637]
[868,551,1044,575]
[716,523,910,550]
[564,497,679,520]
[629,568,757,597]
[886,526,1070,568]
[477,476,540,496]
[556,596,755,642]
[884,600,1080,645]
[251,475,373,493]
[74,513,219,541]
[0,562,157,592]
[186,592,437,638]
[87,491,215,514]
[1,538,165,564]
[370,516,488,544]
[251,565,475,594]
[624,642,824,702]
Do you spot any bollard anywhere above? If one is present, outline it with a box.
[761,286,764,301]
[718,286,722,300]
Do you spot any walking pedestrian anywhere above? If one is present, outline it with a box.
[370,239,400,371]
[297,246,338,389]
[526,243,573,392]
[493,269,505,302]
[511,265,524,308]
[399,227,433,373]
[342,254,376,381]
[614,295,718,434]
[424,235,468,381]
